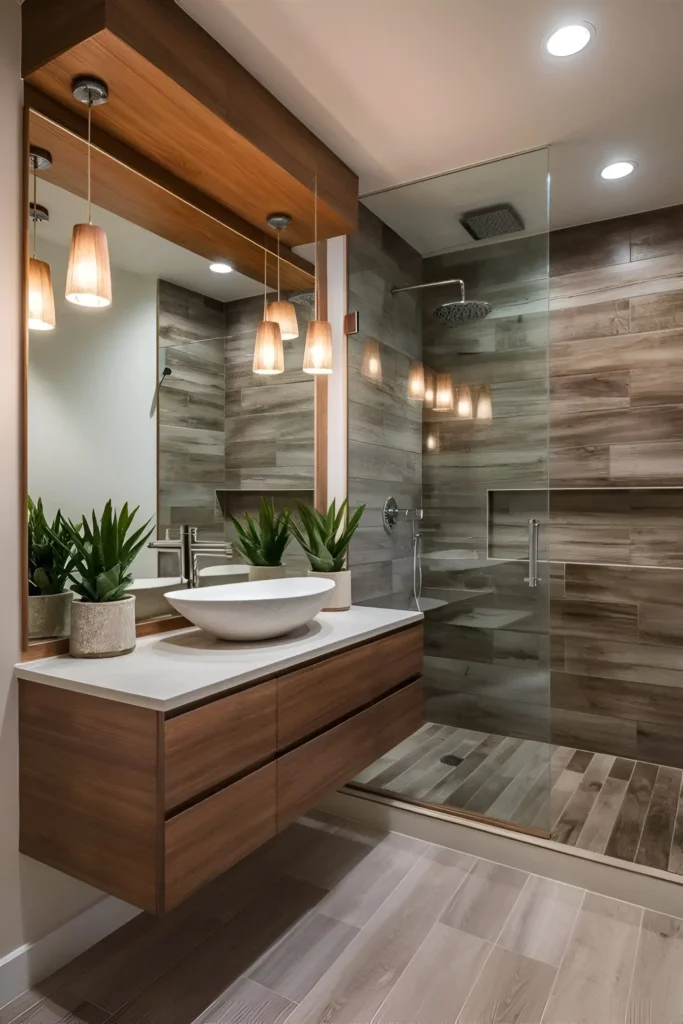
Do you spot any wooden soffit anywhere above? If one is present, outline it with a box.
[22,0,359,249]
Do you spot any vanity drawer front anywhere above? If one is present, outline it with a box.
[277,625,423,749]
[164,761,277,911]
[164,681,277,811]
[277,678,423,829]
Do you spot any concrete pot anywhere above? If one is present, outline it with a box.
[248,565,287,582]
[28,591,73,640]
[307,569,352,611]
[70,595,136,659]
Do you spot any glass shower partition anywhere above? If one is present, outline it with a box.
[348,149,553,837]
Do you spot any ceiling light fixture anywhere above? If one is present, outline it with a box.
[434,374,454,413]
[66,77,112,309]
[266,213,299,341]
[253,247,284,375]
[27,146,56,332]
[601,161,636,180]
[303,176,333,374]
[408,362,425,401]
[546,23,593,57]
[209,262,233,274]
[361,337,382,383]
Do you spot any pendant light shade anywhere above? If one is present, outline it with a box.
[435,373,454,412]
[424,368,436,408]
[457,384,473,420]
[361,337,382,382]
[425,430,439,453]
[266,299,299,340]
[66,224,112,307]
[28,257,56,331]
[477,385,493,422]
[408,361,425,400]
[303,321,333,374]
[253,320,284,375]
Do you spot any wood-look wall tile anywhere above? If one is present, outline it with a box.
[630,367,683,408]
[551,670,683,728]
[551,597,638,641]
[551,406,683,449]
[565,563,683,607]
[550,298,629,343]
[609,441,683,485]
[549,523,631,565]
[159,280,225,346]
[564,636,683,689]
[550,253,683,310]
[550,371,630,413]
[550,221,631,278]
[551,329,683,378]
[637,721,683,769]
[425,691,550,744]
[639,603,683,647]
[550,707,637,759]
[550,445,611,487]
[630,289,683,332]
[630,205,683,261]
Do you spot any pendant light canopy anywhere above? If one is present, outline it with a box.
[457,384,473,419]
[253,247,284,375]
[477,385,493,422]
[266,213,299,341]
[66,77,112,310]
[303,176,333,374]
[408,361,425,400]
[361,337,382,382]
[435,373,454,412]
[28,147,55,332]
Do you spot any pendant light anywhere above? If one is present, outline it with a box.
[361,337,382,382]
[425,430,440,453]
[424,368,436,409]
[266,213,299,340]
[27,147,55,332]
[253,247,284,375]
[435,373,454,412]
[408,362,425,400]
[65,77,112,308]
[476,385,493,422]
[303,176,333,374]
[457,385,473,419]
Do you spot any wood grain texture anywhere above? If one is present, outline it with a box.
[19,679,162,913]
[277,626,423,749]
[164,762,277,911]
[440,859,527,941]
[627,910,683,1024]
[458,946,556,1024]
[498,875,583,967]
[164,680,277,811]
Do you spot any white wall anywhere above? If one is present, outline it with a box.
[28,238,158,578]
[0,0,108,990]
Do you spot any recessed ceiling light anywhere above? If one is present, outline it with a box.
[209,262,233,274]
[546,24,593,57]
[601,161,636,180]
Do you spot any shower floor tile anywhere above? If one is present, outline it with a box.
[353,724,683,877]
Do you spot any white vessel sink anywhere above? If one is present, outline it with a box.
[165,576,336,642]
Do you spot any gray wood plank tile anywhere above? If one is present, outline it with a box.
[440,859,527,941]
[605,761,659,862]
[668,783,683,875]
[498,875,584,967]
[457,946,556,1024]
[565,563,683,608]
[575,776,630,855]
[627,910,683,1024]
[552,753,615,846]
[541,892,642,1024]
[551,597,638,642]
[629,288,683,331]
[635,765,681,870]
[639,603,683,648]
[550,707,637,759]
[422,735,506,804]
[195,979,294,1024]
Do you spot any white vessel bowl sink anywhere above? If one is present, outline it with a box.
[165,576,336,642]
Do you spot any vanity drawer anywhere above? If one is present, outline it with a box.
[277,625,423,749]
[277,678,423,829]
[164,761,277,911]
[164,681,277,811]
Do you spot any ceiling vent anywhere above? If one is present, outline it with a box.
[459,203,525,241]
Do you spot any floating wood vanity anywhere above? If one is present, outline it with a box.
[17,608,422,914]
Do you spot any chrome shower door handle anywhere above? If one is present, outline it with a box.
[524,518,540,588]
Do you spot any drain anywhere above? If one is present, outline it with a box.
[440,754,464,768]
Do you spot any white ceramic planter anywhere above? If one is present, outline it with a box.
[307,569,352,611]
[27,591,73,640]
[248,565,287,582]
[69,595,136,659]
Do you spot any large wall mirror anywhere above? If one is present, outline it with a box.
[23,104,318,655]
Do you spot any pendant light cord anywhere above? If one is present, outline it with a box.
[314,174,318,321]
[263,246,267,318]
[276,232,281,302]
[87,94,92,225]
[31,155,37,259]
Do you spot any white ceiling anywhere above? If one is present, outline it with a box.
[177,0,683,234]
[35,179,266,302]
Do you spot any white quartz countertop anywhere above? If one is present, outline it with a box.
[16,606,423,712]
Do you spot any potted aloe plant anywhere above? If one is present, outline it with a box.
[290,499,365,611]
[27,497,74,640]
[60,500,154,658]
[230,497,291,581]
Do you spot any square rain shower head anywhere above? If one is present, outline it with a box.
[459,203,525,241]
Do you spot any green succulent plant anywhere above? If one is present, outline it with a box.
[60,500,154,603]
[28,496,73,597]
[290,499,365,573]
[229,497,291,567]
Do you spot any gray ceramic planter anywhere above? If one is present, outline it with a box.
[27,591,73,640]
[69,594,136,658]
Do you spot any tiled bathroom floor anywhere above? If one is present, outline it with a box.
[3,812,683,1024]
[353,723,683,875]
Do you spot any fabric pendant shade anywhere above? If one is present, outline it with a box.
[477,385,493,422]
[65,224,112,308]
[253,320,284,375]
[408,361,425,400]
[424,368,436,408]
[435,373,454,412]
[457,384,473,419]
[28,257,56,331]
[303,320,333,374]
[361,337,382,382]
[266,299,299,340]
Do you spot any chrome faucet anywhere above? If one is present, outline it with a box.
[148,525,232,588]
[382,496,424,530]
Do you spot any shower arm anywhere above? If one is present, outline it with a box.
[391,278,466,301]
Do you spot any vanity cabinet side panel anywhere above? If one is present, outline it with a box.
[19,679,162,913]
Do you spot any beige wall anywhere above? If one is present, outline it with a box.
[0,0,103,967]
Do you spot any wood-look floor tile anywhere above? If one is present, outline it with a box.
[0,997,108,1024]
[440,859,527,941]
[627,910,683,1024]
[575,775,630,855]
[552,753,614,846]
[457,946,556,1024]
[445,737,524,807]
[194,979,294,1024]
[668,784,683,875]
[422,735,506,804]
[635,765,681,870]
[497,875,584,967]
[604,761,659,862]
[488,745,553,824]
[542,892,642,1024]
[374,923,490,1024]
[284,846,475,1024]
[464,740,544,814]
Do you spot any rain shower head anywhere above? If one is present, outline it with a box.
[391,278,493,325]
